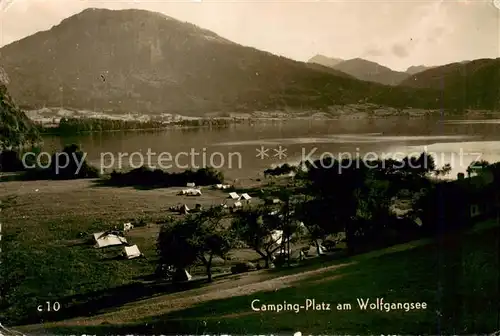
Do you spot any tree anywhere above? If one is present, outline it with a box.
[0,85,40,150]
[466,160,490,177]
[157,206,233,282]
[231,206,282,268]
[434,163,452,177]
[294,197,329,256]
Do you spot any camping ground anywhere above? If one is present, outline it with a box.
[2,178,499,334]
[0,178,265,326]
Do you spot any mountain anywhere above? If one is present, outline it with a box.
[0,8,384,115]
[308,54,344,68]
[1,8,443,115]
[0,73,40,149]
[330,58,410,86]
[0,8,490,114]
[405,65,433,75]
[399,58,500,110]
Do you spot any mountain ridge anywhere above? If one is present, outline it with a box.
[308,55,411,86]
[0,8,439,115]
[399,58,500,110]
[0,8,496,115]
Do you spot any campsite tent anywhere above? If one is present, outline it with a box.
[93,232,128,248]
[228,192,239,199]
[172,268,192,282]
[239,193,251,201]
[186,189,202,196]
[123,222,134,231]
[274,249,306,262]
[123,245,142,259]
[305,244,327,257]
[181,204,190,214]
[232,201,242,208]
[215,184,231,190]
[179,188,201,196]
[269,230,283,245]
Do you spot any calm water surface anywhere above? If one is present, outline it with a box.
[41,117,500,179]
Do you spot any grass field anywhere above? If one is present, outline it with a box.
[3,179,500,334]
[19,220,499,334]
[0,178,265,326]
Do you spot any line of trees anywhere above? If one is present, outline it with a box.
[106,166,224,188]
[36,117,167,134]
[34,117,246,135]
[171,118,239,127]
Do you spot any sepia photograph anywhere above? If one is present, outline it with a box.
[0,0,499,334]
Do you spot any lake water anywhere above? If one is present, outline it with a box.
[40,117,500,180]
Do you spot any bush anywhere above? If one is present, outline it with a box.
[2,145,99,180]
[264,163,296,177]
[0,150,24,172]
[107,166,224,188]
[230,262,257,274]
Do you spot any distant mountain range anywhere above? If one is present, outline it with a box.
[0,8,498,115]
[308,56,433,85]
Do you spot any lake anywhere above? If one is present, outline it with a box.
[40,117,500,180]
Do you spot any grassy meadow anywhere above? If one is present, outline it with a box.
[0,178,261,326]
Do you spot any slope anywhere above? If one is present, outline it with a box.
[400,58,500,110]
[0,8,441,115]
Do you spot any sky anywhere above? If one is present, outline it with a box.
[0,0,498,71]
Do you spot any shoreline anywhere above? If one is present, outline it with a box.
[32,110,500,136]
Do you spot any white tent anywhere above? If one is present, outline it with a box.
[305,244,327,256]
[233,201,242,208]
[187,189,202,196]
[123,244,142,259]
[186,182,196,188]
[274,249,305,261]
[93,232,128,248]
[270,229,283,245]
[215,184,223,189]
[239,193,251,201]
[228,192,239,199]
[180,188,201,196]
[181,204,190,214]
[264,230,291,247]
[123,222,134,231]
